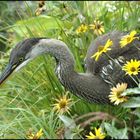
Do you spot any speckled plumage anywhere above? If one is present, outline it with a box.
[85,31,140,88]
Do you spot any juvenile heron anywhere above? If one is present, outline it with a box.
[0,31,140,104]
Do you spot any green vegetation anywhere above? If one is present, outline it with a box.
[0,1,140,139]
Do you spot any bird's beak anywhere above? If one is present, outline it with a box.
[0,64,14,85]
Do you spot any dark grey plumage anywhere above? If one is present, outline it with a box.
[0,31,140,104]
[85,31,140,87]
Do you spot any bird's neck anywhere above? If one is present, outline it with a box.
[30,39,75,68]
[29,38,110,103]
[36,39,80,91]
[29,38,76,80]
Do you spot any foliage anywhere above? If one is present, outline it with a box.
[0,1,140,139]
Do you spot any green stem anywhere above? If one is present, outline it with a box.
[104,53,116,63]
[135,46,140,51]
[129,76,139,86]
[135,75,140,84]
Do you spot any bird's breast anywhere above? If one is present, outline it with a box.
[55,65,63,84]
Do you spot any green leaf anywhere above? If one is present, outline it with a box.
[59,115,76,129]
[59,115,77,139]
[8,15,72,37]
[122,87,140,96]
[121,97,140,108]
[104,122,128,139]
[133,108,140,117]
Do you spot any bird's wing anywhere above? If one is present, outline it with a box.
[85,30,140,87]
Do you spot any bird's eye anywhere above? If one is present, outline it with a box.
[19,57,24,62]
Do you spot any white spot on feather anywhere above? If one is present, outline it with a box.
[56,65,62,82]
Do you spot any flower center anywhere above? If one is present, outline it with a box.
[127,36,131,42]
[116,91,123,98]
[81,28,84,31]
[59,100,67,108]
[116,92,127,101]
[130,67,136,72]
[98,46,104,52]
[96,24,101,29]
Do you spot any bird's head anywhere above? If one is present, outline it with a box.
[0,38,43,85]
[0,37,71,85]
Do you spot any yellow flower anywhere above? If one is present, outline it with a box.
[91,39,113,61]
[86,127,106,139]
[35,1,46,16]
[109,83,128,105]
[76,24,88,34]
[120,30,138,48]
[27,128,43,139]
[89,19,105,35]
[122,59,140,75]
[53,93,72,114]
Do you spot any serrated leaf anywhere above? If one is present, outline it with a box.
[59,115,76,139]
[59,115,76,129]
[122,87,140,96]
[104,122,128,139]
[133,108,140,117]
[121,97,140,108]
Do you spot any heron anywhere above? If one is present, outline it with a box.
[0,30,140,105]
